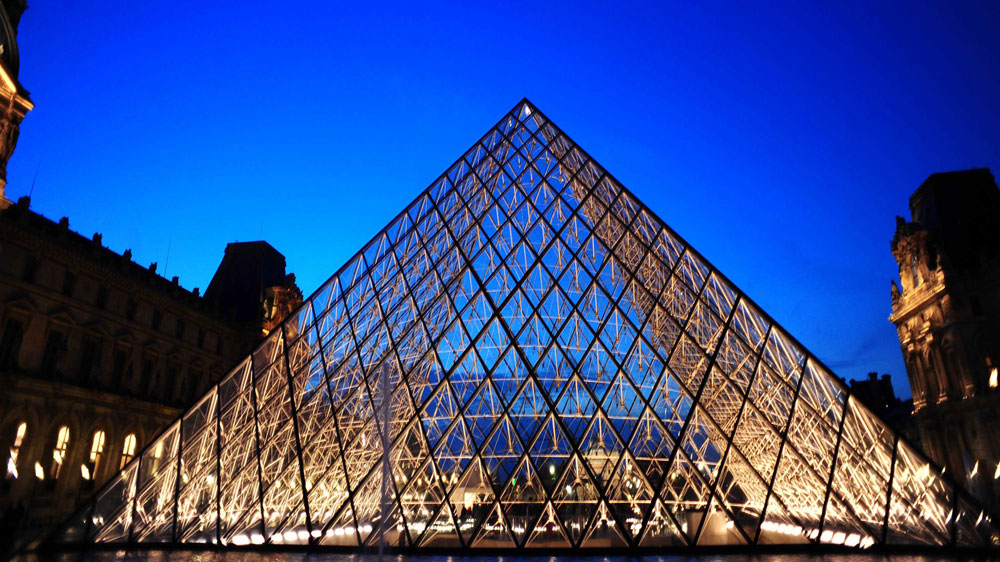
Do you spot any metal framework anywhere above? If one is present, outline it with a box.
[53,99,998,550]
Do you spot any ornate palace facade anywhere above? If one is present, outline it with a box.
[890,168,1000,511]
[0,198,301,547]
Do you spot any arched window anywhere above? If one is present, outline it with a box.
[5,422,27,479]
[49,425,70,480]
[150,440,164,473]
[84,430,106,481]
[120,433,137,469]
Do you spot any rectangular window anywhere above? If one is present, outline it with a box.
[96,286,109,309]
[78,338,101,384]
[164,362,179,400]
[112,348,131,388]
[22,256,38,283]
[0,317,25,370]
[41,329,67,377]
[62,271,75,297]
[152,309,162,330]
[140,357,156,397]
[187,368,202,402]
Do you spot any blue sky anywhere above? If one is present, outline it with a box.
[7,1,1000,398]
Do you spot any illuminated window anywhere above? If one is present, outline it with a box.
[84,430,106,481]
[6,422,27,479]
[990,367,998,389]
[120,433,137,469]
[50,425,70,480]
[151,440,164,473]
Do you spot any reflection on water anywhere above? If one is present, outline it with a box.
[13,553,994,562]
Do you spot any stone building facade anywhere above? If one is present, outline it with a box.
[0,199,301,547]
[0,0,32,200]
[890,168,1000,511]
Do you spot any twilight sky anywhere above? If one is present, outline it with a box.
[6,1,1000,398]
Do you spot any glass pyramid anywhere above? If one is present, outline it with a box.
[54,99,998,550]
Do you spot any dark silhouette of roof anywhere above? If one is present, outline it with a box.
[203,241,289,324]
[909,168,1000,272]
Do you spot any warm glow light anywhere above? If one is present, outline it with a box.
[120,433,137,469]
[80,464,90,480]
[971,461,980,479]
[6,422,26,479]
[34,461,43,480]
[991,367,998,389]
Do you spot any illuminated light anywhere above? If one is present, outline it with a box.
[565,485,573,495]
[283,531,297,542]
[549,464,555,475]
[725,520,734,530]
[6,458,17,479]
[297,530,309,541]
[971,461,980,479]
[311,530,322,538]
[80,464,90,480]
[991,367,998,389]
[250,533,265,544]
[34,462,44,480]
[832,531,846,545]
[820,530,833,543]
[206,474,215,485]
[994,461,1000,480]
[231,535,249,546]
[977,511,985,525]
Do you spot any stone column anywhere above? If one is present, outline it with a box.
[930,344,953,402]
[906,346,928,409]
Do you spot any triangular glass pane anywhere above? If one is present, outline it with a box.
[317,502,359,546]
[526,503,571,548]
[472,503,516,548]
[638,499,686,547]
[548,455,596,548]
[500,459,546,546]
[582,500,628,548]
